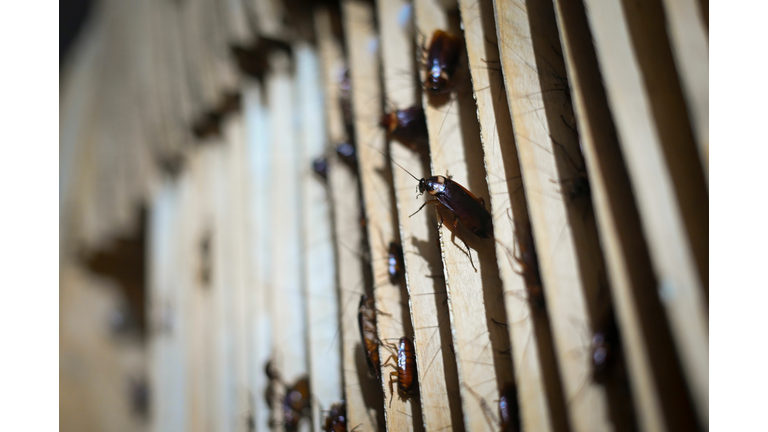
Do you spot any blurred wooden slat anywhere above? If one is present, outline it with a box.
[376,0,463,430]
[583,0,709,427]
[413,2,514,431]
[295,42,343,432]
[492,0,618,431]
[266,51,309,389]
[315,7,381,431]
[243,80,276,432]
[342,1,418,430]
[660,0,709,182]
[457,0,569,431]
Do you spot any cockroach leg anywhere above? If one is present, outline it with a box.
[409,199,441,218]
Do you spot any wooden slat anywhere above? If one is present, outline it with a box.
[243,80,276,432]
[492,0,618,431]
[412,2,515,431]
[457,0,569,431]
[266,51,309,389]
[376,0,463,430]
[315,8,381,431]
[342,1,419,430]
[582,0,709,427]
[660,0,709,182]
[295,42,343,432]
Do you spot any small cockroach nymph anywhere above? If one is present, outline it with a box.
[382,336,418,406]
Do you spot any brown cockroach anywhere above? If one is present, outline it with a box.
[382,336,417,406]
[387,242,405,285]
[591,312,619,383]
[379,106,429,153]
[423,30,462,95]
[323,401,347,432]
[336,141,358,171]
[499,384,521,432]
[283,376,311,431]
[358,295,381,379]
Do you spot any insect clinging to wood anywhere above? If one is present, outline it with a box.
[382,336,418,407]
[323,401,347,432]
[422,30,462,96]
[499,384,521,432]
[387,242,404,285]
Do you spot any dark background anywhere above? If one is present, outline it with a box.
[60,0,93,66]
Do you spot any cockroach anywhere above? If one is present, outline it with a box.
[423,30,462,95]
[379,106,429,153]
[313,156,329,180]
[386,157,492,270]
[382,336,417,406]
[499,384,521,432]
[339,67,354,136]
[591,312,619,383]
[358,295,380,379]
[283,376,311,431]
[387,242,404,285]
[336,142,357,171]
[323,401,347,432]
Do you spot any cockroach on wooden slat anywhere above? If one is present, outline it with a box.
[382,336,418,406]
[312,156,329,180]
[499,384,521,432]
[423,30,462,96]
[283,376,311,431]
[323,401,347,432]
[358,295,381,379]
[380,106,429,154]
[387,242,404,285]
[336,142,357,171]
[591,312,620,383]
[386,156,493,271]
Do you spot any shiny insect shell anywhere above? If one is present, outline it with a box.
[357,295,380,379]
[323,401,347,432]
[424,30,462,95]
[416,175,493,239]
[387,242,404,285]
[499,385,521,432]
[383,336,417,403]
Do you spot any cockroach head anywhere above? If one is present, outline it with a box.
[417,178,427,197]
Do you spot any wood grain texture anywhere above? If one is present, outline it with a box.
[582,0,709,427]
[492,0,617,431]
[342,1,419,430]
[316,7,381,431]
[413,1,514,431]
[295,42,343,432]
[376,0,464,430]
[457,0,569,431]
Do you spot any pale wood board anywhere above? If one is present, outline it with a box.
[342,1,418,430]
[457,0,566,431]
[660,0,709,182]
[295,42,344,432]
[224,115,254,432]
[492,0,618,431]
[551,0,701,430]
[251,0,286,38]
[315,8,381,431]
[582,0,709,427]
[243,80,276,432]
[413,1,515,431]
[266,52,310,391]
[376,0,463,430]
